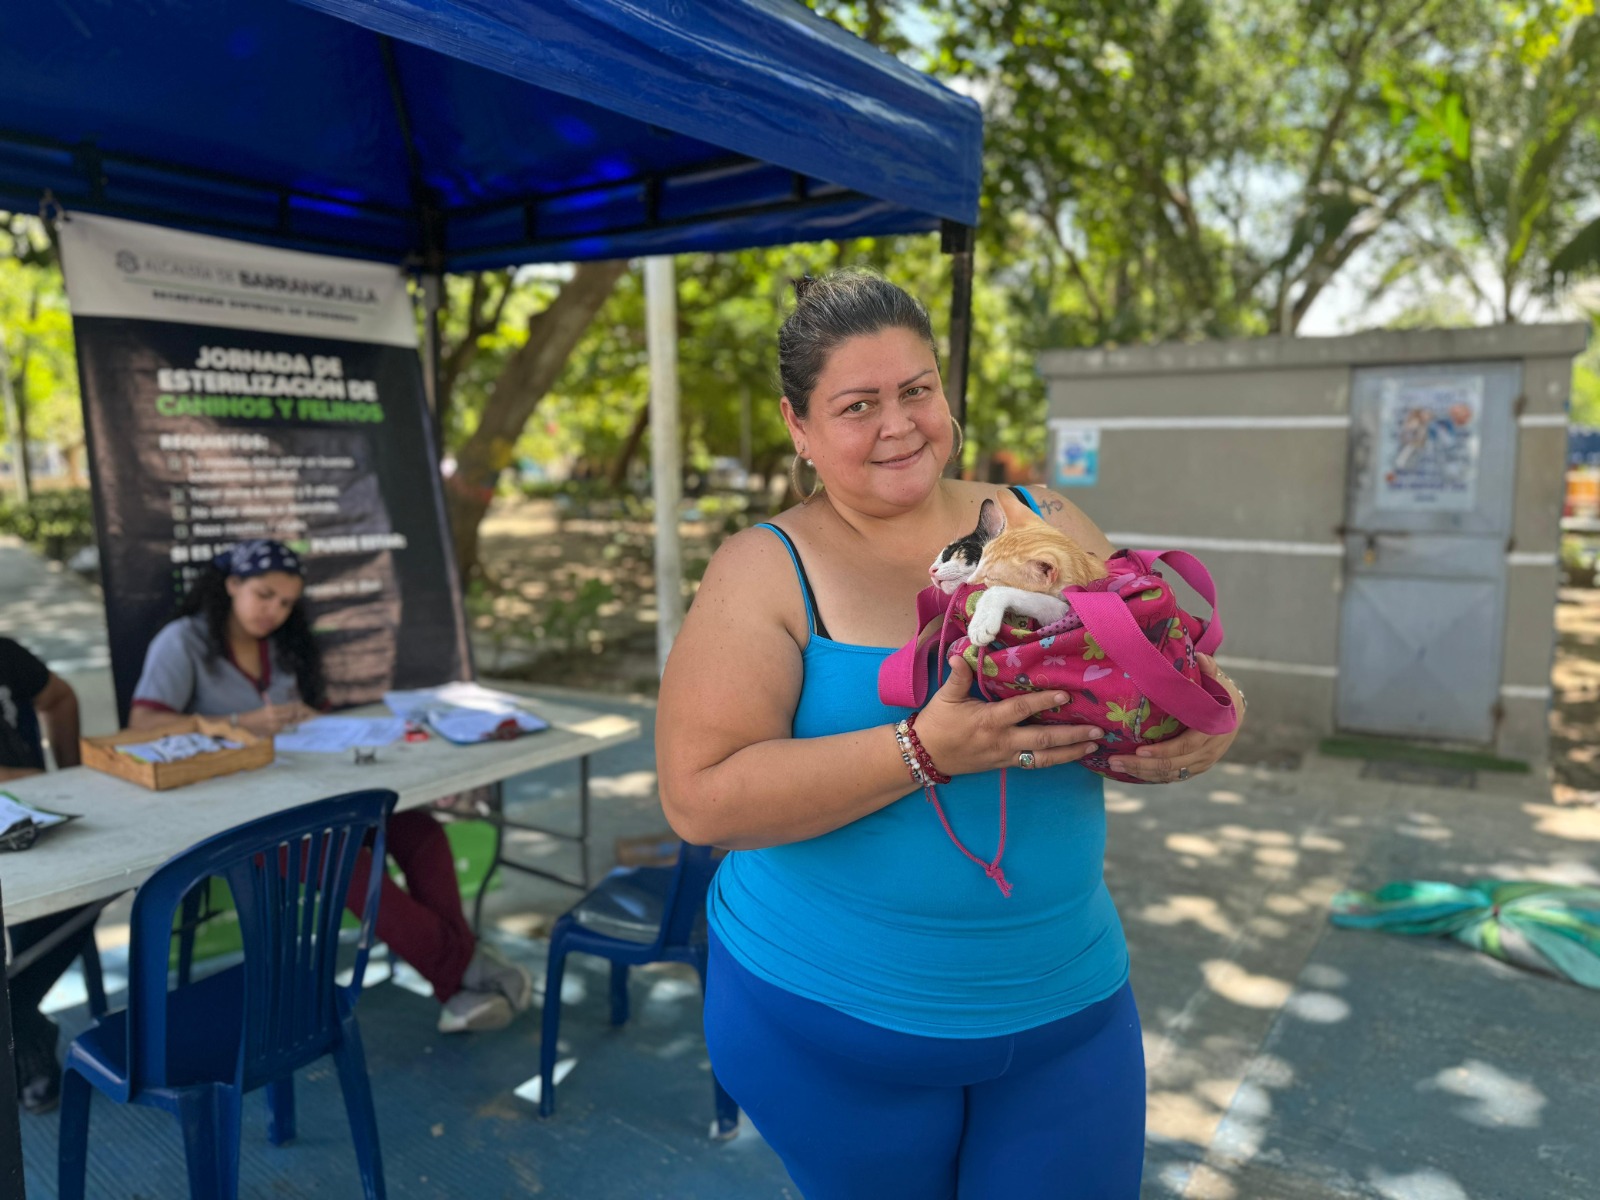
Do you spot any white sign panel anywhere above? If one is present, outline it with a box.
[1375,376,1483,512]
[1047,420,1100,488]
[58,211,416,347]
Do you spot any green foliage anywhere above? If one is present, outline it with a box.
[0,224,81,474]
[0,487,95,557]
[1384,3,1600,319]
[1572,320,1600,426]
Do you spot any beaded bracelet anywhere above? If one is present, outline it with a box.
[893,721,929,787]
[904,712,951,785]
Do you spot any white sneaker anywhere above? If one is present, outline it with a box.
[463,942,535,1014]
[437,988,514,1034]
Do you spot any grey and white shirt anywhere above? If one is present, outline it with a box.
[131,615,303,718]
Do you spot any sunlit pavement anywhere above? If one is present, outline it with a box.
[6,535,1596,1199]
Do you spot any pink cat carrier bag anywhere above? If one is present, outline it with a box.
[879,549,1238,786]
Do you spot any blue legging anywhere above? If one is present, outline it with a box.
[705,933,1145,1199]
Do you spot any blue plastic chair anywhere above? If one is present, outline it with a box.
[538,841,738,1136]
[58,789,398,1200]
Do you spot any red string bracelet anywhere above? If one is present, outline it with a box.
[904,711,951,784]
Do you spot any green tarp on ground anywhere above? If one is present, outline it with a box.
[1330,880,1600,989]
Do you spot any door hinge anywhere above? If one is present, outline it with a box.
[1513,393,1528,418]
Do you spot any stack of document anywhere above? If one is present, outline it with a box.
[275,716,408,754]
[115,733,243,763]
[383,682,549,745]
[0,790,76,852]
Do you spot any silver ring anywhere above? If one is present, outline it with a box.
[1177,766,1190,781]
[1017,751,1036,769]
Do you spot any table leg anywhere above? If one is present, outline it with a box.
[471,782,506,934]
[0,876,30,1200]
[482,755,594,893]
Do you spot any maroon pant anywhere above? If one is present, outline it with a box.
[345,810,476,1002]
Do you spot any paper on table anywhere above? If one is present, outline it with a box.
[383,682,548,744]
[0,790,77,850]
[383,682,538,719]
[426,708,548,744]
[275,716,408,754]
[0,792,74,833]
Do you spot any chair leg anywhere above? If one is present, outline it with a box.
[689,947,739,1138]
[538,942,568,1118]
[265,1077,296,1146]
[80,936,108,1020]
[333,1015,387,1200]
[176,1084,243,1200]
[711,1073,741,1139]
[608,961,629,1027]
[57,1069,92,1200]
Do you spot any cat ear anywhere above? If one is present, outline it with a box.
[1030,559,1060,590]
[976,498,1006,540]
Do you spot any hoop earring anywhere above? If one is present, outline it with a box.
[789,453,823,501]
[949,417,965,463]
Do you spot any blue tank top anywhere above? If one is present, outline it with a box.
[707,491,1129,1038]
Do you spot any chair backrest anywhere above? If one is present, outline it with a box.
[659,842,719,950]
[124,789,397,1093]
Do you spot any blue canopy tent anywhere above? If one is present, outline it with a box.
[1,0,984,413]
[0,9,981,1195]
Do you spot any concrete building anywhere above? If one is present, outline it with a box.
[1040,324,1590,765]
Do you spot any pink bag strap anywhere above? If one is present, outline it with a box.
[879,587,963,708]
[1118,548,1225,655]
[1069,590,1237,734]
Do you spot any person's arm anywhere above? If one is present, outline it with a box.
[1025,485,1247,781]
[0,637,52,779]
[33,673,79,769]
[128,621,199,730]
[656,527,1100,850]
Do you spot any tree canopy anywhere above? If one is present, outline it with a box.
[4,0,1598,558]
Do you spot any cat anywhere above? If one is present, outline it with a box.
[928,490,1108,646]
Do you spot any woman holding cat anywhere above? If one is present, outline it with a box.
[657,269,1245,1199]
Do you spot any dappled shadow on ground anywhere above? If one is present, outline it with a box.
[20,937,794,1198]
[1551,587,1600,798]
[1117,760,1600,1200]
[472,496,756,695]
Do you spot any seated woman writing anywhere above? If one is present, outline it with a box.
[127,538,532,1034]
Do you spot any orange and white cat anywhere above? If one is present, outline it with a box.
[929,490,1107,645]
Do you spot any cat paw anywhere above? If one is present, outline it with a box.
[967,612,1004,645]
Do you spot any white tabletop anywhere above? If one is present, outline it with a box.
[0,693,639,925]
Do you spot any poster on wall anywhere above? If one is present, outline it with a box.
[1047,420,1100,488]
[1374,375,1484,512]
[59,212,469,719]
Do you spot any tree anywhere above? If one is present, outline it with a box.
[0,217,79,498]
[1380,3,1600,322]
[438,260,629,579]
[923,0,1492,339]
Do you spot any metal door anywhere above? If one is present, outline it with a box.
[1336,361,1520,743]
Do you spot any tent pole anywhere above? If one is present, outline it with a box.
[942,221,975,457]
[421,272,444,454]
[646,256,683,675]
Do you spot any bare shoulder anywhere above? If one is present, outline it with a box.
[688,522,808,642]
[1014,484,1116,558]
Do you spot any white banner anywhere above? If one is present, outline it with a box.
[58,212,417,347]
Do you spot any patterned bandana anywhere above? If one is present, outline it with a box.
[214,539,302,580]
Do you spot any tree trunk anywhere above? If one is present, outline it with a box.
[445,259,629,580]
[608,398,651,489]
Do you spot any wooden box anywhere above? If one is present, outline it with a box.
[80,716,274,791]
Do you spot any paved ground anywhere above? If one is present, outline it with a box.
[4,535,1599,1199]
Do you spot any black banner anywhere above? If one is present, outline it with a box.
[60,215,468,719]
